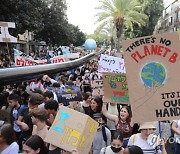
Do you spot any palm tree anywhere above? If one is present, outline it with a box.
[95,0,148,52]
[95,21,116,49]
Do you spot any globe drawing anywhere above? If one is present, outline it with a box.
[141,62,166,87]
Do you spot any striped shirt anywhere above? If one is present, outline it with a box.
[128,133,161,154]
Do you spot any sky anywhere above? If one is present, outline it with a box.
[66,0,100,34]
[163,0,176,7]
[66,0,173,34]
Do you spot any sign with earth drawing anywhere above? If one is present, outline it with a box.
[122,32,180,122]
[103,72,129,104]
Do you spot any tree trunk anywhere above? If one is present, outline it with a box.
[116,25,123,53]
[115,18,124,52]
[110,36,114,50]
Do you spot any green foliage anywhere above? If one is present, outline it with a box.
[95,0,148,51]
[95,0,148,33]
[124,0,164,38]
[0,0,85,46]
[66,24,86,46]
[87,33,109,46]
[35,0,68,45]
[0,0,44,35]
[95,22,116,48]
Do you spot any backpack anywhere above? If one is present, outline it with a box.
[132,134,137,144]
[102,125,108,146]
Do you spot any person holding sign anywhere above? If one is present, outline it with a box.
[23,135,48,154]
[127,122,167,154]
[102,99,133,148]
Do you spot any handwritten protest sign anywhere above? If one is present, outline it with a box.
[98,54,126,74]
[103,72,129,104]
[45,106,98,154]
[0,22,17,42]
[91,80,104,96]
[57,86,82,102]
[122,32,180,122]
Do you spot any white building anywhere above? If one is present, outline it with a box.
[154,0,180,33]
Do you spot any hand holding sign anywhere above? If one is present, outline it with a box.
[122,32,180,123]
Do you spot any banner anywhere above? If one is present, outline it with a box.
[57,85,82,102]
[98,54,126,74]
[122,32,180,122]
[91,80,104,96]
[14,49,80,66]
[64,53,80,59]
[45,106,98,154]
[14,55,65,66]
[103,72,129,104]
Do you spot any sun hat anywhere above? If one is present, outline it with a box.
[139,122,156,130]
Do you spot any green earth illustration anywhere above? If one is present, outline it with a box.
[141,62,166,87]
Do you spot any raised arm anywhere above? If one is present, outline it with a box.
[101,101,118,124]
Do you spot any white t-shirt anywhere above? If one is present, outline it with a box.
[12,109,21,132]
[107,105,118,130]
[173,120,180,144]
[30,82,44,92]
[100,146,124,154]
[1,142,19,154]
[128,133,161,154]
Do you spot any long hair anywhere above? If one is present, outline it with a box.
[111,130,124,142]
[119,105,132,123]
[92,96,103,113]
[25,135,48,154]
[0,123,17,145]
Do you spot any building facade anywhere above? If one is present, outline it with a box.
[154,0,180,34]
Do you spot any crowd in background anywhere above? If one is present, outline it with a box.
[0,51,178,154]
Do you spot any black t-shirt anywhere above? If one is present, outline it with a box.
[20,107,33,138]
[72,74,77,81]
[83,106,91,116]
[21,91,29,105]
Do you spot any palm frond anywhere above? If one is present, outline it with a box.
[95,0,148,42]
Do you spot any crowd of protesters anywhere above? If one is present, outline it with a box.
[0,49,178,154]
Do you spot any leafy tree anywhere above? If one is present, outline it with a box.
[124,0,164,38]
[66,24,86,46]
[0,0,86,46]
[0,0,45,36]
[35,0,86,46]
[95,0,148,52]
[35,0,69,45]
[95,21,116,49]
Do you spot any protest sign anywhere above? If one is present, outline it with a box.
[122,32,180,122]
[103,72,129,104]
[0,22,17,42]
[57,85,82,102]
[14,55,65,66]
[45,106,98,154]
[64,53,80,59]
[14,49,79,66]
[91,80,104,96]
[98,54,126,74]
